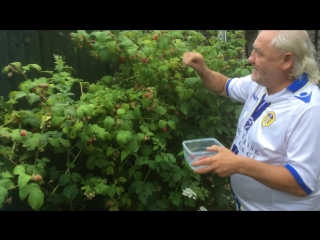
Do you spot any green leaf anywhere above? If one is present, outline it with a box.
[28,64,42,71]
[86,157,96,171]
[154,106,167,115]
[1,171,14,179]
[14,92,27,100]
[158,120,167,128]
[116,130,133,145]
[155,199,167,209]
[199,117,206,129]
[58,174,70,186]
[19,184,30,201]
[27,183,44,211]
[149,123,157,131]
[241,68,251,76]
[118,177,127,183]
[27,93,40,105]
[141,145,152,157]
[49,138,60,148]
[51,116,65,126]
[169,191,181,206]
[148,160,156,170]
[71,172,82,182]
[11,62,22,70]
[173,171,182,182]
[0,179,14,189]
[0,186,8,209]
[167,121,176,130]
[63,184,79,200]
[121,150,130,162]
[134,106,141,118]
[158,37,169,50]
[106,165,114,175]
[103,116,115,131]
[18,173,30,189]
[58,138,70,147]
[117,109,126,115]
[191,99,200,110]
[183,77,201,88]
[180,102,188,115]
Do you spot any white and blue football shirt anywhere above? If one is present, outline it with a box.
[226,73,320,210]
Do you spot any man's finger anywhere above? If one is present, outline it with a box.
[206,145,221,152]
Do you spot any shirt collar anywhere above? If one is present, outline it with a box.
[286,72,309,93]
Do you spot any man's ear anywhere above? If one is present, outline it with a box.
[282,52,294,71]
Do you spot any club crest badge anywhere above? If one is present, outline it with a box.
[262,111,276,127]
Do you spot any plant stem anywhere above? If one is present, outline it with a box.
[0,117,15,128]
[40,186,62,211]
[143,169,151,183]
[79,82,84,95]
[51,149,82,195]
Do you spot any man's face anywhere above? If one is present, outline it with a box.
[248,31,284,87]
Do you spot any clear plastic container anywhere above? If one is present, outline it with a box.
[182,138,223,170]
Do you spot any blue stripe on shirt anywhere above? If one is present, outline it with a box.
[226,78,233,96]
[285,164,312,195]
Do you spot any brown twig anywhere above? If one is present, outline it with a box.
[40,186,62,211]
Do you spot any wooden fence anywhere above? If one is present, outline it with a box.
[0,30,113,102]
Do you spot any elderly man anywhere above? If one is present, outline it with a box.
[183,30,320,210]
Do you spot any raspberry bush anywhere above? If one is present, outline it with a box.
[0,30,251,211]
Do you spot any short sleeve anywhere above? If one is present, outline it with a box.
[285,104,320,194]
[226,75,257,103]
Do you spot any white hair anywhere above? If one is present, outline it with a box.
[267,30,320,84]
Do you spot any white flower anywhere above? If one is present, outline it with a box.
[198,206,208,211]
[182,188,197,199]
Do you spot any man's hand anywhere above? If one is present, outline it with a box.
[182,52,207,73]
[193,145,239,177]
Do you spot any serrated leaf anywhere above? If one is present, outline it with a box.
[27,93,40,105]
[106,165,114,175]
[116,130,133,145]
[149,123,157,131]
[117,109,126,115]
[141,145,152,157]
[63,184,79,200]
[173,171,182,182]
[71,172,82,182]
[28,64,42,71]
[0,186,8,209]
[169,191,181,206]
[1,171,14,179]
[134,106,141,118]
[0,179,14,189]
[158,37,169,50]
[148,160,156,170]
[158,120,167,128]
[51,115,65,127]
[18,173,31,189]
[58,174,70,186]
[180,102,188,115]
[49,138,60,148]
[19,184,30,201]
[118,177,127,183]
[121,150,130,162]
[103,116,115,131]
[58,138,70,147]
[183,77,201,88]
[28,183,44,211]
[167,121,176,130]
[14,92,27,100]
[154,106,167,115]
[191,99,200,110]
[199,117,206,129]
